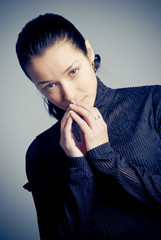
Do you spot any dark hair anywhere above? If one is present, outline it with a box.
[16,13,101,120]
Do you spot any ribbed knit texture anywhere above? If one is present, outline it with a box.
[24,78,161,239]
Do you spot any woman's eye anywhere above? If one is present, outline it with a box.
[44,83,56,92]
[69,69,79,77]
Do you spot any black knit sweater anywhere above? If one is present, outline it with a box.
[24,78,161,239]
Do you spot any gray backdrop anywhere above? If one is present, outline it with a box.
[0,0,161,239]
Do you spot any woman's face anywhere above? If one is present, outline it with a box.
[26,40,97,111]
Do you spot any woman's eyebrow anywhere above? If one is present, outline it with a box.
[37,60,79,87]
[37,80,52,87]
[63,60,78,74]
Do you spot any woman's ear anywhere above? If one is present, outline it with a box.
[85,40,95,63]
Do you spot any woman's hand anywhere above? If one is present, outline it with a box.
[60,108,87,157]
[60,100,109,157]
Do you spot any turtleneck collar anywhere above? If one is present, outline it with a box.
[94,77,113,109]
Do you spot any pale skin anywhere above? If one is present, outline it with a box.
[26,39,109,157]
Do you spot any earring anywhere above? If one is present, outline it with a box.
[92,61,96,73]
[92,54,100,72]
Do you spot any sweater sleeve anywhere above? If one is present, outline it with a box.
[24,139,95,240]
[87,142,161,206]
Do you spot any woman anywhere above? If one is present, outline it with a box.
[16,13,161,239]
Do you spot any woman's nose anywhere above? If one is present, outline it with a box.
[61,82,75,102]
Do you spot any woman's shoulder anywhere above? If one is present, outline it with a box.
[27,120,61,156]
[114,84,161,101]
[37,120,61,141]
[116,84,161,93]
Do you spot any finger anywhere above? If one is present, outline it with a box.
[60,113,74,150]
[61,108,72,130]
[70,100,102,118]
[61,112,73,136]
[69,103,102,128]
[71,100,94,112]
[70,110,90,134]
[71,101,102,117]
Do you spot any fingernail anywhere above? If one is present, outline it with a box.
[69,110,74,115]
[69,103,74,107]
